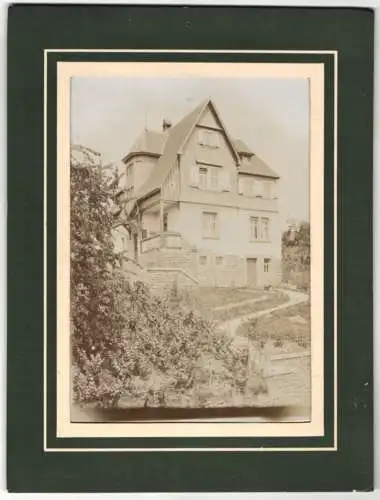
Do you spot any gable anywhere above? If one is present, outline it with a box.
[129,99,276,209]
[197,106,223,130]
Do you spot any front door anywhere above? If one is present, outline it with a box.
[246,258,257,287]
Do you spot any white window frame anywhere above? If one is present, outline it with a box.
[239,176,273,198]
[264,258,270,272]
[263,181,271,199]
[199,166,208,190]
[250,216,260,241]
[125,163,134,188]
[254,180,264,197]
[202,211,219,239]
[250,216,271,242]
[261,217,270,241]
[198,128,220,148]
[198,165,219,191]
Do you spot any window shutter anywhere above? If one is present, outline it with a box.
[254,180,264,197]
[264,181,271,199]
[190,164,199,187]
[198,129,204,146]
[272,182,279,199]
[238,176,245,194]
[221,170,231,191]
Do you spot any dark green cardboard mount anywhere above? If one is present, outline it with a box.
[7,5,373,492]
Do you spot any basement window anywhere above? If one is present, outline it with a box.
[199,255,207,265]
[216,256,224,265]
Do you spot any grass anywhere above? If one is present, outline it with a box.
[236,300,311,352]
[195,287,262,309]
[166,285,265,320]
[211,292,289,323]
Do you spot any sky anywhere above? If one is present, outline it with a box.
[71,76,309,224]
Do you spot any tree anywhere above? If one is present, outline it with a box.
[70,153,126,367]
[282,221,310,290]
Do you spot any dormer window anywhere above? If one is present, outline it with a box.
[253,180,264,198]
[239,176,272,198]
[198,128,219,148]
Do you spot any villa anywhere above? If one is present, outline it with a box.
[113,99,282,288]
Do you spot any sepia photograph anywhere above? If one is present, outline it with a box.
[59,63,323,433]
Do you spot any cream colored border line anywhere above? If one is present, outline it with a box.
[45,50,337,452]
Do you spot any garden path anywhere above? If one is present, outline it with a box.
[212,294,269,312]
[219,289,309,337]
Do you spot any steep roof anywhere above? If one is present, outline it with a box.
[123,129,166,160]
[133,99,241,201]
[126,99,279,205]
[233,138,254,156]
[238,156,279,179]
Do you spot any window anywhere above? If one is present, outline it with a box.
[125,163,134,189]
[202,211,219,238]
[210,168,219,190]
[250,216,271,242]
[254,180,264,197]
[240,177,272,198]
[199,255,207,265]
[198,129,219,148]
[263,181,271,199]
[261,217,269,241]
[198,165,219,191]
[199,167,208,190]
[163,213,168,232]
[216,256,224,265]
[250,217,260,241]
[141,229,148,240]
[238,177,245,195]
[264,258,270,273]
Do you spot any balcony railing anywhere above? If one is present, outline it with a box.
[140,231,182,253]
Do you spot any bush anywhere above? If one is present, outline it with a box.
[282,222,310,291]
[72,278,258,407]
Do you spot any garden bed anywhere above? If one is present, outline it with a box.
[235,301,311,356]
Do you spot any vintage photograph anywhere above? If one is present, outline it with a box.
[69,74,312,423]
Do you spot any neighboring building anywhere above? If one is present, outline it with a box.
[284,217,302,244]
[115,99,282,288]
[71,144,103,166]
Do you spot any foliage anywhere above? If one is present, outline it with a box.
[282,222,310,291]
[71,154,266,408]
[70,157,124,363]
[236,301,311,352]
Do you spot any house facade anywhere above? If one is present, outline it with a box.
[114,99,282,288]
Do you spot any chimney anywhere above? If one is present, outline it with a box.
[162,119,172,132]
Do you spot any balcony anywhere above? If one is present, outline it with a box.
[140,231,182,253]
